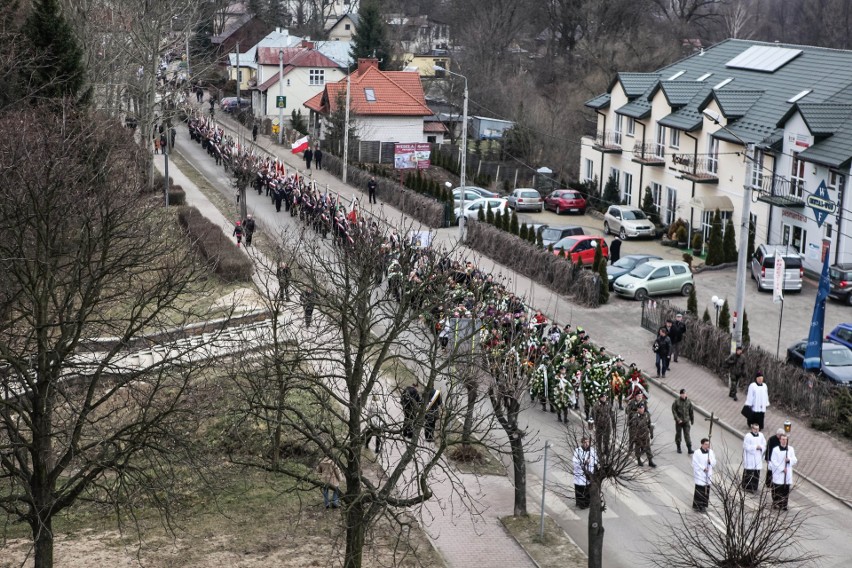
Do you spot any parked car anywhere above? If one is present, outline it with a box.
[827,323,852,350]
[451,185,499,199]
[750,244,803,292]
[603,206,655,239]
[829,263,852,305]
[613,260,694,300]
[452,188,484,207]
[454,197,508,223]
[220,96,251,112]
[543,189,587,215]
[786,339,852,386]
[540,225,585,248]
[552,235,608,265]
[606,254,662,289]
[507,188,544,212]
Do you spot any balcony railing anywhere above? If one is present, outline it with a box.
[632,141,665,165]
[671,153,719,183]
[753,176,806,207]
[593,130,623,152]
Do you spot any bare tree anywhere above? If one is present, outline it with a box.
[646,467,819,568]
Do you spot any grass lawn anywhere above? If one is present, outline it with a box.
[501,514,586,568]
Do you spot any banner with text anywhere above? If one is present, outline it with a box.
[394,143,431,170]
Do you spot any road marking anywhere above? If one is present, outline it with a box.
[659,466,727,534]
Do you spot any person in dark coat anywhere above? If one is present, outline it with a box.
[314,145,323,170]
[609,237,622,264]
[423,387,442,442]
[252,123,258,142]
[368,176,377,204]
[401,382,422,439]
[724,344,747,401]
[304,146,313,170]
[301,288,316,327]
[277,262,291,301]
[652,327,672,378]
[242,214,256,246]
[668,313,687,362]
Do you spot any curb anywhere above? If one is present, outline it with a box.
[644,370,852,511]
[498,517,543,568]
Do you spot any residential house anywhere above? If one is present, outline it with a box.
[580,39,852,271]
[327,12,359,42]
[211,14,272,60]
[304,58,434,146]
[227,29,303,92]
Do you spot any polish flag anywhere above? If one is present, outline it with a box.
[291,136,309,154]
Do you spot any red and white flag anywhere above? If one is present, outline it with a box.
[291,136,309,154]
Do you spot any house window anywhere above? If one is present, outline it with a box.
[427,135,437,143]
[790,152,805,198]
[750,149,764,189]
[782,223,807,254]
[622,172,633,205]
[655,124,666,157]
[584,159,594,182]
[287,79,291,87]
[345,24,351,30]
[651,182,662,215]
[828,170,839,190]
[703,210,731,242]
[670,129,680,149]
[665,187,677,225]
[626,118,636,137]
[309,69,325,86]
[613,115,623,146]
[707,135,719,174]
[365,88,376,101]
[610,167,620,187]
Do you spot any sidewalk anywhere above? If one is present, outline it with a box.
[155,152,536,567]
[203,108,852,508]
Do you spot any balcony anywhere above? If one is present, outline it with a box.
[631,142,665,166]
[670,154,719,184]
[753,176,806,208]
[593,130,623,153]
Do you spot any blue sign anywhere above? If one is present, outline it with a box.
[803,242,831,370]
[807,180,837,228]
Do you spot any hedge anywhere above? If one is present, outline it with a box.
[177,206,254,283]
[466,220,601,308]
[168,185,186,206]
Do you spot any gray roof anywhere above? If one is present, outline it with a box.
[585,93,611,110]
[658,107,703,132]
[798,119,852,168]
[790,103,852,135]
[613,72,661,98]
[615,98,651,119]
[711,90,764,118]
[658,82,705,107]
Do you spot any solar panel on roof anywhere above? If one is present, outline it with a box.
[725,45,803,72]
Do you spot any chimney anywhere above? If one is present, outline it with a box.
[358,58,379,72]
[301,39,314,49]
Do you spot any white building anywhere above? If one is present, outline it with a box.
[580,39,852,272]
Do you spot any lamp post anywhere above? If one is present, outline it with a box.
[435,65,468,240]
[702,109,754,352]
[711,295,725,326]
[342,71,351,184]
[278,49,284,145]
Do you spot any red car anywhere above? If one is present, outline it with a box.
[543,189,587,215]
[552,235,608,265]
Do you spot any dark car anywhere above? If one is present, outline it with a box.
[829,263,852,305]
[543,189,587,215]
[221,96,251,112]
[540,225,585,248]
[827,323,852,350]
[606,254,662,289]
[786,340,852,386]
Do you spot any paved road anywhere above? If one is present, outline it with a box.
[173,120,852,567]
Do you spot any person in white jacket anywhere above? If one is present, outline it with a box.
[572,437,597,510]
[745,372,770,431]
[741,423,766,493]
[691,438,716,513]
[769,434,797,511]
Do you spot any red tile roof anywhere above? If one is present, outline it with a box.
[423,122,449,133]
[304,60,432,117]
[255,47,340,68]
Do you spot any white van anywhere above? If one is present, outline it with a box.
[750,245,803,292]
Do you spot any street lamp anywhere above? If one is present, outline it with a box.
[435,65,468,240]
[702,109,754,352]
[711,295,725,326]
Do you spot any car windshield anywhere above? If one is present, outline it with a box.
[629,264,655,278]
[613,257,637,269]
[622,210,647,221]
[564,192,580,199]
[521,191,539,198]
[823,347,852,367]
[541,229,564,242]
[554,237,579,250]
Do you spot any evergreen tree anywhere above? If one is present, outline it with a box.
[519,222,529,241]
[747,217,756,259]
[290,109,307,134]
[23,0,86,101]
[598,253,610,304]
[478,206,485,222]
[641,186,659,225]
[718,299,731,331]
[687,284,698,316]
[537,230,544,248]
[486,203,494,225]
[705,209,724,266]
[510,211,519,235]
[723,218,738,262]
[349,1,392,70]
[502,208,511,232]
[602,174,621,208]
[702,308,712,323]
[592,239,604,272]
[741,310,750,346]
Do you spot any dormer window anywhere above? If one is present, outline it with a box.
[365,88,376,102]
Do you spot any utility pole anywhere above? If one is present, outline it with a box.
[343,71,351,184]
[236,41,240,105]
[278,49,284,145]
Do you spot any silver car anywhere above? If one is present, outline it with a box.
[507,188,544,212]
[750,244,803,292]
[603,206,655,239]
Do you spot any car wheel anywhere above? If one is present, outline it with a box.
[756,279,763,292]
[847,294,852,307]
[681,283,694,296]
[619,228,627,240]
[604,222,610,235]
[635,288,649,301]
[556,206,562,215]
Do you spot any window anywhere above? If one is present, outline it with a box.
[828,170,840,190]
[622,172,633,205]
[825,223,833,239]
[626,118,636,137]
[651,182,662,215]
[345,24,351,30]
[364,88,376,101]
[665,187,677,225]
[655,124,666,157]
[750,149,764,189]
[790,152,805,198]
[287,79,291,87]
[309,69,325,86]
[670,129,680,149]
[672,265,687,275]
[610,167,620,187]
[584,158,594,182]
[707,135,719,174]
[781,223,807,254]
[427,135,437,143]
[614,115,623,145]
[703,209,731,242]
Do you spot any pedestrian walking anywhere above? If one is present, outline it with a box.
[691,438,716,513]
[768,434,797,510]
[364,394,385,453]
[764,427,784,487]
[252,123,258,142]
[277,262,291,301]
[572,437,597,510]
[314,145,323,170]
[629,403,656,467]
[745,371,770,430]
[671,388,694,454]
[304,146,313,170]
[652,327,672,378]
[401,382,421,439]
[316,457,343,509]
[424,387,442,442]
[668,313,687,362]
[724,344,746,401]
[242,214,256,246]
[609,237,622,264]
[591,393,615,453]
[742,423,766,493]
[301,288,316,327]
[232,220,243,247]
[368,176,377,204]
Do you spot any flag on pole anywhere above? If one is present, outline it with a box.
[803,241,831,369]
[291,136,309,154]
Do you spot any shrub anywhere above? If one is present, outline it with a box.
[741,309,750,346]
[702,308,711,323]
[502,209,511,232]
[705,209,724,266]
[669,218,688,240]
[602,174,620,210]
[176,206,253,282]
[723,217,738,262]
[687,284,698,316]
[682,252,693,269]
[691,232,703,251]
[167,186,186,206]
[510,211,519,235]
[597,249,609,304]
[478,207,485,222]
[486,203,494,224]
[641,186,659,225]
[718,299,731,330]
[747,218,756,259]
[519,222,529,241]
[676,225,688,244]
